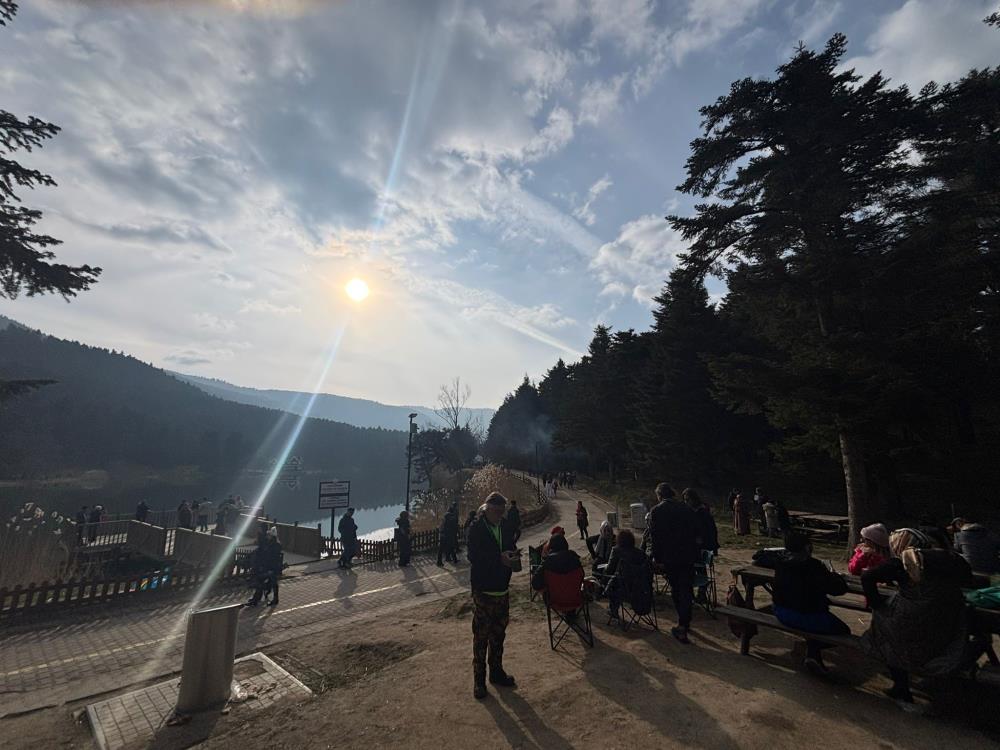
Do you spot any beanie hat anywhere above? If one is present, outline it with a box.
[860,523,890,551]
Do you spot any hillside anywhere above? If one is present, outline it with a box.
[175,372,494,432]
[0,319,408,520]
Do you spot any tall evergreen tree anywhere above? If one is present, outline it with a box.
[670,35,920,542]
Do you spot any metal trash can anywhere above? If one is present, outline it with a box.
[630,503,647,529]
[174,602,242,714]
[606,511,619,528]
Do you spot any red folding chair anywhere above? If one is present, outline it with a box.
[541,566,594,650]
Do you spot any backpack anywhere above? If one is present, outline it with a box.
[751,547,791,569]
[726,584,758,638]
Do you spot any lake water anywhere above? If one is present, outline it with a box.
[307,502,405,541]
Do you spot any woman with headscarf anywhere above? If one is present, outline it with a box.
[861,528,973,708]
[732,491,751,536]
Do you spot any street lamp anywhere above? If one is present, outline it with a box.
[405,412,418,514]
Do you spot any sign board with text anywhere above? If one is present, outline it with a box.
[318,480,351,510]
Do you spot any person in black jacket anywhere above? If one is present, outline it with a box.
[772,532,849,674]
[601,529,651,620]
[467,492,519,700]
[507,500,522,544]
[395,511,412,567]
[338,508,358,569]
[647,483,699,643]
[530,533,583,591]
[246,527,283,607]
[437,504,460,566]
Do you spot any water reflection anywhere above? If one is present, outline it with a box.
[308,502,404,541]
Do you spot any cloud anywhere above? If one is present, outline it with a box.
[572,173,613,226]
[789,0,843,45]
[192,313,236,333]
[164,350,213,366]
[66,214,232,254]
[578,73,627,126]
[239,300,303,316]
[845,0,999,91]
[590,214,687,306]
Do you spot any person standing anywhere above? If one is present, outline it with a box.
[437,504,460,566]
[88,505,101,543]
[396,511,412,567]
[461,509,477,554]
[733,491,751,536]
[575,501,589,540]
[76,505,88,546]
[177,500,193,531]
[468,492,518,700]
[246,527,283,607]
[648,483,699,643]
[197,498,211,532]
[338,507,359,569]
[507,500,522,545]
[135,499,149,523]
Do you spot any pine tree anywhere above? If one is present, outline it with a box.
[670,35,921,542]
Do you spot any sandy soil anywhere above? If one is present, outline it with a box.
[9,569,999,750]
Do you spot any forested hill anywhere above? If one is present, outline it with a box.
[0,319,408,518]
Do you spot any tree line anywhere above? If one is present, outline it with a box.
[486,29,1000,542]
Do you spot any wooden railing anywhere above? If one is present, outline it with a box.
[0,546,256,621]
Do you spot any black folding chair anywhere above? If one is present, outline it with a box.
[606,557,658,632]
[692,549,718,616]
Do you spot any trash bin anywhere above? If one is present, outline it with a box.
[606,511,619,528]
[630,503,647,529]
[174,602,242,714]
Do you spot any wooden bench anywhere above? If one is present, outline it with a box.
[717,604,862,656]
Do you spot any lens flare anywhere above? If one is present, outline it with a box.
[345,278,369,302]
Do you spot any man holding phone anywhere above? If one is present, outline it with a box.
[467,491,519,700]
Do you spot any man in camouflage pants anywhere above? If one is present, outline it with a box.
[467,492,518,699]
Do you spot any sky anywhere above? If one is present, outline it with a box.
[1,0,997,409]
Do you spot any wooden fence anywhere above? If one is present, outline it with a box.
[0,545,257,621]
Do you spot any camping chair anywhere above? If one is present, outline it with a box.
[651,560,671,596]
[692,549,717,617]
[607,557,658,633]
[542,566,594,650]
[528,545,544,602]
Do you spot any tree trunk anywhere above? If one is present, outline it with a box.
[838,430,870,547]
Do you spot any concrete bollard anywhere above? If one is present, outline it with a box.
[174,602,242,714]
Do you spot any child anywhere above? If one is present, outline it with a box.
[848,523,892,575]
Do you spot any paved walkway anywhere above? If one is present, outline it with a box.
[0,481,613,718]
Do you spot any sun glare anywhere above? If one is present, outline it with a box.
[345,277,370,302]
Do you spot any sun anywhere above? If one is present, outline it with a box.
[345,278,370,302]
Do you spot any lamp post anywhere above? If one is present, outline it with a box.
[405,412,418,514]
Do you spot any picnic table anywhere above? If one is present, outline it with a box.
[731,564,999,665]
[786,511,850,541]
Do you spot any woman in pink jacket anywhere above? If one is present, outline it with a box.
[848,523,891,576]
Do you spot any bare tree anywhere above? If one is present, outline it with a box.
[435,376,471,431]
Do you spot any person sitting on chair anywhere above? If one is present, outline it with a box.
[591,520,615,574]
[601,529,648,621]
[772,532,849,674]
[532,533,583,599]
[541,525,566,556]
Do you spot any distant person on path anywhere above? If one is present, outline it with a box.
[862,529,972,707]
[753,487,768,526]
[772,532,849,674]
[848,523,891,576]
[177,500,193,531]
[437,504,460,567]
[135,499,149,523]
[338,507,359,569]
[197,498,211,532]
[395,511,412,567]
[88,505,101,543]
[507,500,522,544]
[246,526,283,607]
[575,501,589,540]
[462,510,477,553]
[76,505,88,545]
[954,521,1000,573]
[213,502,228,536]
[648,483,699,643]
[732,491,751,536]
[467,491,518,700]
